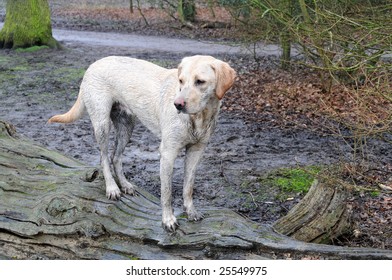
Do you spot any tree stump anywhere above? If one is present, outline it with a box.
[1,120,391,260]
[0,0,60,49]
[273,179,351,244]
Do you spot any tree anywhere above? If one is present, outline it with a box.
[0,0,60,49]
[178,0,196,23]
[251,0,392,91]
[279,0,292,70]
[157,0,196,23]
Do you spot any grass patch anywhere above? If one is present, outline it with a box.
[272,167,319,194]
[370,190,381,197]
[234,166,321,213]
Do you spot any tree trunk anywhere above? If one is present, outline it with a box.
[178,0,196,23]
[273,179,351,243]
[280,0,292,69]
[1,120,391,260]
[280,30,291,70]
[0,0,60,49]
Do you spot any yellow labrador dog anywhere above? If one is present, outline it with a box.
[48,55,236,231]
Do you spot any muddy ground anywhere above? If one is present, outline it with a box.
[1,1,391,252]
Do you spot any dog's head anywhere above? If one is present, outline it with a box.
[174,55,236,114]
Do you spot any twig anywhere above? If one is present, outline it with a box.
[247,191,259,209]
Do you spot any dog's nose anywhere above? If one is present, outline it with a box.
[174,99,186,111]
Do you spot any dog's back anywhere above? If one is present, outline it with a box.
[50,56,178,137]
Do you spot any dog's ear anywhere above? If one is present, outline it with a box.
[211,61,236,100]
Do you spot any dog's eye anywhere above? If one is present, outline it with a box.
[195,79,205,86]
[179,79,183,85]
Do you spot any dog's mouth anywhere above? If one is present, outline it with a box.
[176,107,188,114]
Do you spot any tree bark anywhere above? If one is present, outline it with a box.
[0,120,391,260]
[273,179,351,243]
[178,0,196,23]
[280,0,292,69]
[0,0,60,49]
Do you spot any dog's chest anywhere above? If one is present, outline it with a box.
[186,114,217,143]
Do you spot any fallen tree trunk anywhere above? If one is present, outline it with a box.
[273,179,351,244]
[1,120,391,260]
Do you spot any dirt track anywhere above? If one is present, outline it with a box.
[0,22,286,56]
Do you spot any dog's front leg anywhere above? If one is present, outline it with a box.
[183,143,206,221]
[159,143,180,232]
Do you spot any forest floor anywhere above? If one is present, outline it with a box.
[0,1,391,253]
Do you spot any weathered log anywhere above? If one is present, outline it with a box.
[1,120,392,260]
[273,179,351,244]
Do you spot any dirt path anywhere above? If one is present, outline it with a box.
[0,22,288,57]
[53,28,284,56]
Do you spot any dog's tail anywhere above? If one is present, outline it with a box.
[48,93,85,124]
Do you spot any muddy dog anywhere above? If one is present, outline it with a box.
[48,55,236,231]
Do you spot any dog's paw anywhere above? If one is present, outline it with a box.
[184,204,204,221]
[187,209,204,222]
[120,181,136,196]
[162,215,179,232]
[106,186,121,200]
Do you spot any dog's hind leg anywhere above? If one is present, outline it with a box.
[87,99,121,200]
[111,103,136,195]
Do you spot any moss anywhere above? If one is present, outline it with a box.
[0,55,24,84]
[15,45,50,53]
[177,213,188,219]
[0,0,61,49]
[270,167,320,194]
[370,190,380,197]
[242,166,322,203]
[0,55,26,71]
[0,56,13,64]
[53,67,86,83]
[0,72,17,84]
